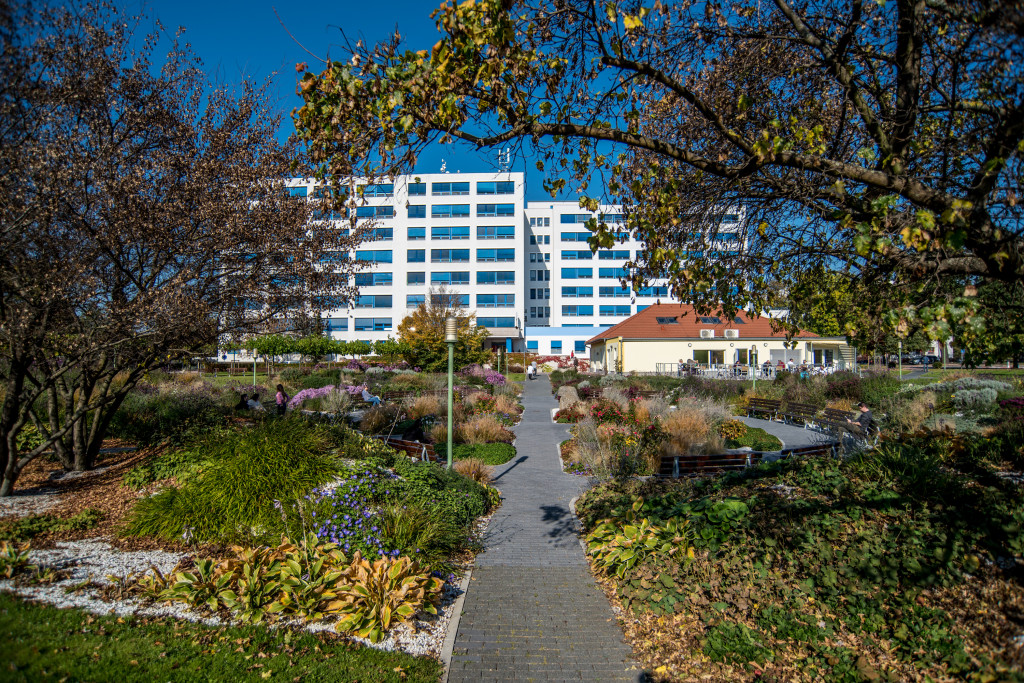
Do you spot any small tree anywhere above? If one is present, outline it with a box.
[0,5,358,494]
[397,288,491,372]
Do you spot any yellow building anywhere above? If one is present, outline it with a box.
[587,304,854,373]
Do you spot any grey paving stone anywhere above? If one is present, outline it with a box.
[449,376,643,683]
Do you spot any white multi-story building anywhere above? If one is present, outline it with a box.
[277,173,745,359]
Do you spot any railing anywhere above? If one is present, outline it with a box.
[650,363,844,380]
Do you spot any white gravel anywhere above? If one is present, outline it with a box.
[0,489,61,517]
[0,535,472,659]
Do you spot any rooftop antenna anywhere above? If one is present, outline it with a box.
[440,159,447,173]
[498,147,511,171]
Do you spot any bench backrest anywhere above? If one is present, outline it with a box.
[374,436,438,463]
[822,408,852,421]
[748,398,781,407]
[783,402,819,416]
[658,451,763,478]
[780,443,835,458]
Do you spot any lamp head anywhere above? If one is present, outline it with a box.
[445,316,458,343]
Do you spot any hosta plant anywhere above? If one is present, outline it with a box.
[586,497,694,579]
[332,552,444,643]
[0,541,33,578]
[162,558,234,612]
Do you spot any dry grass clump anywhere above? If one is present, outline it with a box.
[826,398,854,412]
[321,389,352,413]
[457,415,513,444]
[570,417,617,473]
[359,405,401,434]
[891,391,938,433]
[454,458,493,485]
[495,383,522,397]
[676,396,732,425]
[602,387,631,410]
[634,397,671,424]
[406,395,443,419]
[661,409,712,455]
[429,423,447,444]
[493,394,521,415]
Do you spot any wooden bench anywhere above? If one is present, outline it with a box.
[746,398,781,420]
[780,443,836,458]
[818,408,854,435]
[780,401,820,427]
[657,451,764,478]
[373,436,439,463]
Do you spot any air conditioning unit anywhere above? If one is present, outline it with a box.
[700,330,715,339]
[724,329,739,339]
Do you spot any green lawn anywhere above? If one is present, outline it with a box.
[726,426,782,451]
[0,593,442,682]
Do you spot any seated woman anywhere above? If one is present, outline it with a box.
[234,393,249,411]
[361,387,382,406]
[247,393,266,411]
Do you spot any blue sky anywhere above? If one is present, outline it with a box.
[108,0,562,200]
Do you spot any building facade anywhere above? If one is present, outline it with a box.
[281,173,747,358]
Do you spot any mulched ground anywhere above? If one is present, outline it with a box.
[1,445,203,553]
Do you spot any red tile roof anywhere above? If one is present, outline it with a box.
[587,304,821,344]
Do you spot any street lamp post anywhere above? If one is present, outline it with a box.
[898,340,903,381]
[445,316,457,469]
[750,345,757,393]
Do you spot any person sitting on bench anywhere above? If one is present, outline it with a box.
[361,387,382,407]
[234,393,249,411]
[848,402,874,434]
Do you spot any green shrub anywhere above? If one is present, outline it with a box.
[860,371,903,405]
[0,508,104,541]
[123,419,341,544]
[107,388,223,445]
[122,439,221,489]
[952,387,998,412]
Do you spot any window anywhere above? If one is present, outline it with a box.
[722,213,739,222]
[407,272,425,285]
[600,213,624,223]
[551,341,562,353]
[561,232,591,242]
[355,205,394,219]
[600,305,631,317]
[477,317,515,328]
[431,249,470,263]
[431,271,470,285]
[477,203,515,217]
[529,235,537,244]
[320,251,349,263]
[406,249,425,263]
[733,316,746,324]
[562,305,594,316]
[656,316,678,324]
[369,227,393,240]
[544,234,551,243]
[407,295,425,307]
[526,340,538,350]
[431,293,468,308]
[476,181,515,195]
[431,204,471,218]
[560,213,592,224]
[637,286,669,297]
[530,288,552,299]
[356,250,392,263]
[718,233,739,241]
[354,317,392,331]
[359,183,393,197]
[354,295,392,308]
[408,182,426,196]
[408,205,426,218]
[599,286,630,298]
[477,225,515,239]
[431,181,470,195]
[699,316,722,324]
[477,248,515,262]
[574,340,586,353]
[407,227,425,240]
[598,250,630,260]
[636,304,649,312]
[561,268,593,279]
[529,269,550,281]
[561,286,593,298]
[599,268,621,279]
[354,272,392,286]
[325,317,348,331]
[288,186,307,197]
[477,271,515,284]
[561,250,593,260]
[431,225,470,239]
[477,293,515,307]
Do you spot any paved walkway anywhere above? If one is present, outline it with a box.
[448,376,642,682]
[737,416,833,449]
